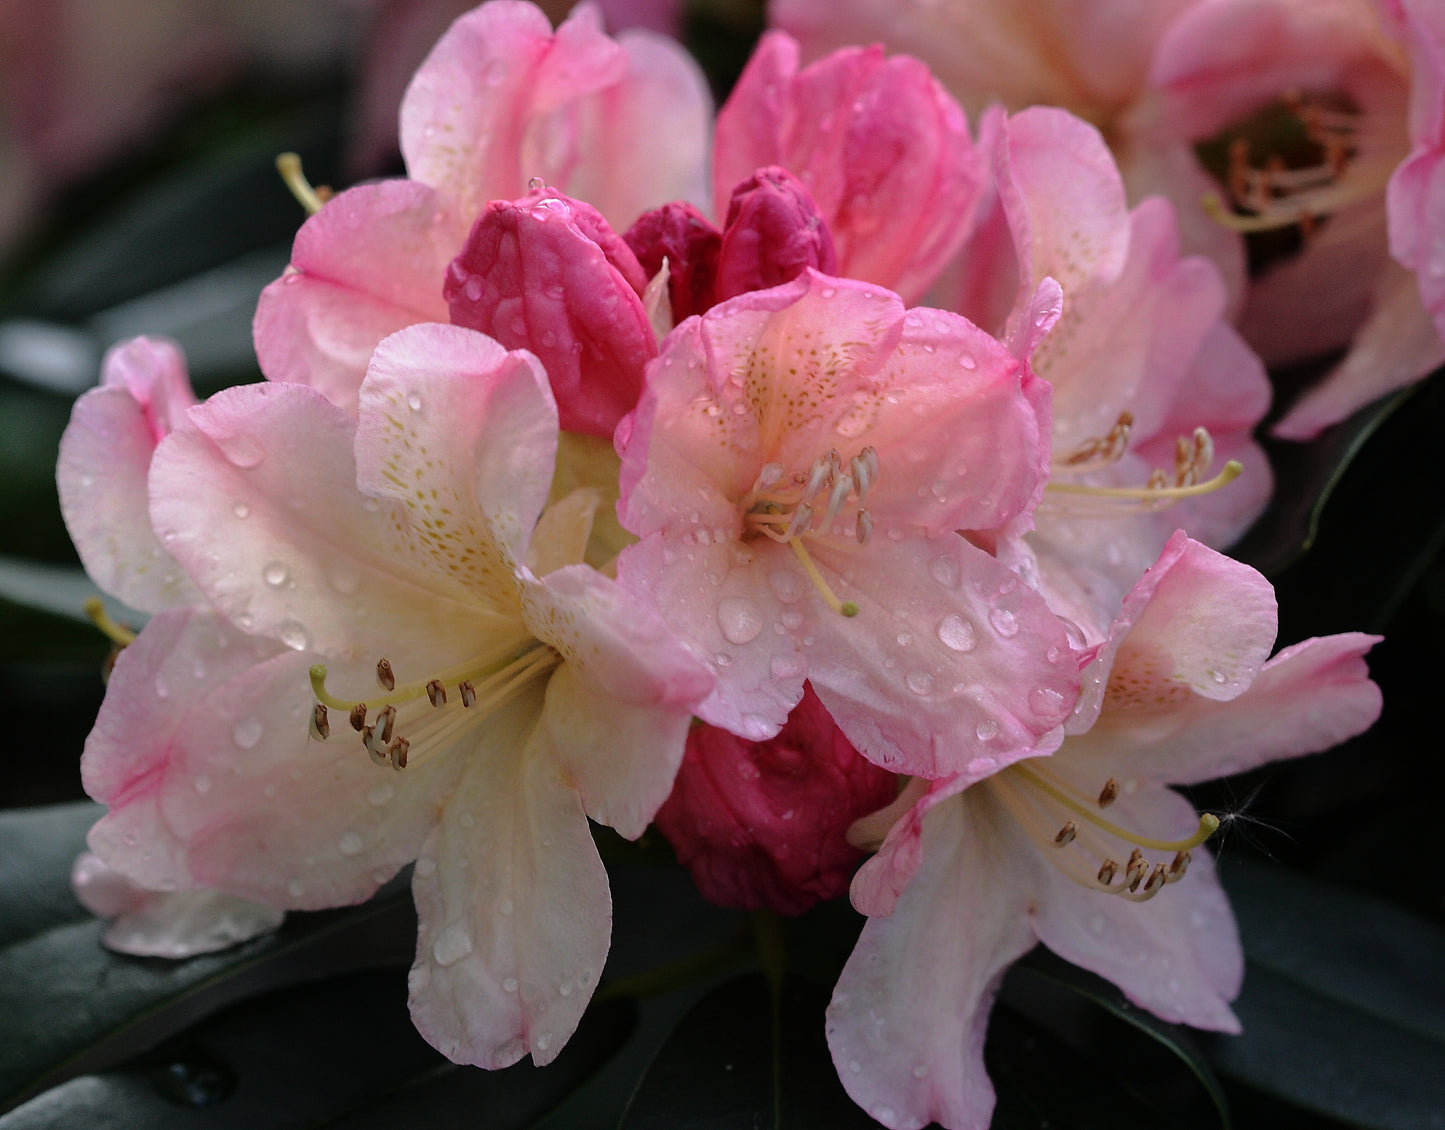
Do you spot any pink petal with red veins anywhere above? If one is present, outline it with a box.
[1071,533,1278,733]
[253,180,464,415]
[1030,785,1243,1032]
[409,700,610,1069]
[58,338,201,613]
[827,793,1037,1130]
[445,189,654,437]
[1069,632,1382,787]
[715,32,984,303]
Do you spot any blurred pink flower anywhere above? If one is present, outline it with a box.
[827,533,1382,1129]
[80,323,711,1069]
[616,268,1078,777]
[653,683,898,916]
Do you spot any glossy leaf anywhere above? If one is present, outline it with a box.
[1205,863,1445,1130]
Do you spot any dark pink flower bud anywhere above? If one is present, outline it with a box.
[654,684,899,915]
[623,201,721,322]
[714,165,838,303]
[445,185,655,437]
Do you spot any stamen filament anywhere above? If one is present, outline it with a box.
[788,537,858,617]
[84,597,137,647]
[276,153,327,215]
[1012,763,1219,853]
[1046,459,1243,501]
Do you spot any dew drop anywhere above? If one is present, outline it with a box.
[433,924,474,967]
[535,1032,553,1052]
[937,614,976,652]
[222,435,265,469]
[502,976,519,993]
[232,716,264,749]
[406,392,423,412]
[287,878,305,898]
[277,620,311,651]
[231,502,250,519]
[263,561,289,587]
[415,856,437,877]
[327,559,361,594]
[958,353,977,370]
[1030,687,1066,716]
[928,556,960,588]
[194,774,212,794]
[989,607,1019,638]
[1090,914,1106,936]
[912,1064,929,1079]
[367,783,395,807]
[770,654,805,679]
[154,673,170,699]
[338,831,363,856]
[896,631,913,646]
[780,609,804,631]
[717,597,764,644]
[906,671,934,696]
[1209,667,1226,684]
[975,719,999,741]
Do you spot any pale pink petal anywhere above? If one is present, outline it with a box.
[253,180,464,415]
[714,32,985,303]
[57,340,202,613]
[803,534,1076,779]
[409,701,610,1069]
[1068,632,1382,786]
[1274,258,1445,438]
[444,188,654,437]
[827,793,1038,1130]
[1387,143,1445,345]
[149,381,504,671]
[73,852,286,958]
[357,323,560,591]
[526,488,602,579]
[523,562,713,836]
[1030,785,1242,1032]
[83,608,462,907]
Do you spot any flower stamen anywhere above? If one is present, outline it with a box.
[83,597,137,648]
[789,537,859,617]
[275,152,330,216]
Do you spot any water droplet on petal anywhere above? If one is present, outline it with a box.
[937,614,976,652]
[989,608,1019,638]
[906,671,934,696]
[194,774,212,794]
[406,392,423,412]
[912,1064,929,1079]
[414,856,437,877]
[502,976,519,993]
[278,620,310,651]
[338,831,363,856]
[976,719,999,741]
[231,502,250,519]
[232,716,264,749]
[367,783,395,807]
[263,561,289,587]
[154,673,169,699]
[287,878,305,898]
[717,597,763,644]
[928,556,960,588]
[1030,687,1066,716]
[770,654,805,679]
[433,924,474,967]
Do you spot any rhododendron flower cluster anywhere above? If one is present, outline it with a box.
[55,3,1391,1129]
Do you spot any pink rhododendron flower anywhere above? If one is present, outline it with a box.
[827,533,1382,1129]
[254,0,711,414]
[654,683,898,916]
[616,268,1078,776]
[71,851,285,958]
[714,31,987,305]
[945,107,1272,633]
[773,0,1445,438]
[81,322,712,1069]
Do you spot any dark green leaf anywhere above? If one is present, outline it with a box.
[0,968,634,1130]
[1206,863,1445,1130]
[1005,947,1230,1129]
[620,972,880,1130]
[0,801,419,1115]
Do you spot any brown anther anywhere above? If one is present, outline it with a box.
[363,726,388,766]
[349,702,368,731]
[1125,849,1148,892]
[426,679,447,707]
[389,738,409,771]
[377,704,396,744]
[1142,863,1169,896]
[1167,850,1192,882]
[310,702,330,741]
[376,657,396,691]
[459,680,477,708]
[856,509,873,545]
[1097,858,1119,886]
[1146,468,1169,491]
[1053,820,1078,847]
[1097,777,1120,808]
